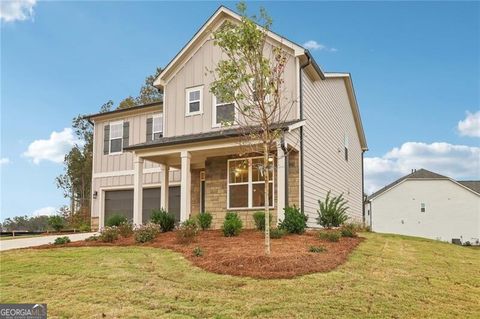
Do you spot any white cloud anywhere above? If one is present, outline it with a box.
[23,128,81,164]
[32,206,57,217]
[457,111,480,138]
[365,142,480,194]
[0,0,36,23]
[303,40,337,52]
[0,157,10,165]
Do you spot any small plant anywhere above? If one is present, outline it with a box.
[85,234,99,242]
[54,236,71,245]
[269,228,287,239]
[176,219,199,244]
[316,191,349,228]
[151,209,176,232]
[340,223,358,238]
[193,246,203,257]
[463,241,472,247]
[309,245,326,253]
[196,212,213,230]
[106,214,127,227]
[279,205,308,234]
[99,226,119,243]
[318,231,341,242]
[48,215,65,232]
[118,222,134,238]
[134,223,159,243]
[252,211,272,231]
[222,212,243,237]
[78,223,91,232]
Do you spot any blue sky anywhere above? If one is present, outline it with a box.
[1,1,479,220]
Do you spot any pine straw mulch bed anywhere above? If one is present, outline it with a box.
[37,230,364,279]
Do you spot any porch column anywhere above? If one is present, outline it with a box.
[133,155,144,225]
[160,164,169,211]
[180,151,191,222]
[276,143,286,224]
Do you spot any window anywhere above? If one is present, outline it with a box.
[344,134,349,162]
[186,86,203,116]
[152,114,163,140]
[228,157,274,209]
[109,121,123,154]
[213,95,235,127]
[420,203,426,213]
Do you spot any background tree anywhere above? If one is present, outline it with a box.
[210,3,294,255]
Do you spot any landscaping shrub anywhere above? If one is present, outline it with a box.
[318,231,341,242]
[309,245,326,253]
[54,236,71,245]
[279,205,308,234]
[78,223,91,232]
[222,212,243,237]
[118,222,134,238]
[99,226,119,243]
[193,247,203,257]
[316,191,349,228]
[85,234,99,242]
[48,215,65,232]
[150,209,176,232]
[269,228,287,239]
[253,211,272,231]
[196,212,213,230]
[106,214,127,227]
[176,219,198,244]
[340,223,358,238]
[134,224,159,243]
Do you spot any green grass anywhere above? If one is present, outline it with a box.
[1,233,479,318]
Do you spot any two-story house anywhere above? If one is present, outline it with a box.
[87,6,368,230]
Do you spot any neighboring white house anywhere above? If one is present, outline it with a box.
[365,169,480,245]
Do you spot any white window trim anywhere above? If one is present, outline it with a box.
[152,113,163,140]
[227,157,275,210]
[109,120,124,155]
[212,95,238,128]
[185,85,203,116]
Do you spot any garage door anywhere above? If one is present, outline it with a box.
[105,190,134,222]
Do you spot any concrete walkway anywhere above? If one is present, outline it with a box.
[0,232,98,251]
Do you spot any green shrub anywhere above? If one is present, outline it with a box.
[309,245,326,253]
[85,234,99,242]
[269,228,287,239]
[279,205,308,234]
[252,211,272,231]
[118,222,134,238]
[106,214,127,227]
[193,247,203,257]
[48,215,65,232]
[99,226,119,243]
[316,191,349,228]
[196,212,213,230]
[78,223,91,232]
[318,231,341,242]
[340,223,358,238]
[151,209,176,232]
[222,212,243,237]
[134,224,159,243]
[54,236,71,245]
[176,219,198,244]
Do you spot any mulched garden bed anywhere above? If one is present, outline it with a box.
[37,230,363,279]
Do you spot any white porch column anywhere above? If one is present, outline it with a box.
[133,155,144,225]
[160,163,169,211]
[180,151,191,222]
[277,143,286,224]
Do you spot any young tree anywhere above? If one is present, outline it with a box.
[210,3,293,254]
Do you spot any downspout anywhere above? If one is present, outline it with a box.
[280,133,289,206]
[362,150,366,225]
[299,55,310,214]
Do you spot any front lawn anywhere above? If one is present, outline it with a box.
[1,233,479,318]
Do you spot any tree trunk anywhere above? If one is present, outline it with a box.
[263,142,271,255]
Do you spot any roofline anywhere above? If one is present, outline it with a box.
[84,101,162,121]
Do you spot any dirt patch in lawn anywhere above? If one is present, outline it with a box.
[37,230,363,279]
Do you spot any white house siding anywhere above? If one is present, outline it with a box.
[370,179,480,243]
[302,72,363,226]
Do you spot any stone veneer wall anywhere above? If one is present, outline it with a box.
[287,151,300,207]
[190,168,201,218]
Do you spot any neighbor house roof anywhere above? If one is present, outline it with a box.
[458,181,480,194]
[125,119,303,151]
[85,101,162,122]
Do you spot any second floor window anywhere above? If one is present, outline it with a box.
[109,121,124,154]
[213,95,235,127]
[152,114,163,139]
[186,86,203,116]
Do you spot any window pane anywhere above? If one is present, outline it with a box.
[189,101,200,113]
[229,185,248,208]
[251,158,273,182]
[189,90,200,101]
[110,123,123,139]
[229,160,248,184]
[252,182,273,207]
[153,116,163,132]
[110,138,122,153]
[153,132,163,140]
[216,103,235,124]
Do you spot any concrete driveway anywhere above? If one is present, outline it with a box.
[0,232,98,251]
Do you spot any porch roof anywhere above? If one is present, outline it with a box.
[124,120,303,151]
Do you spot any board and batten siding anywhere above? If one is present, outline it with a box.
[302,72,363,226]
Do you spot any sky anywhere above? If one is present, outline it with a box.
[1,0,479,220]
